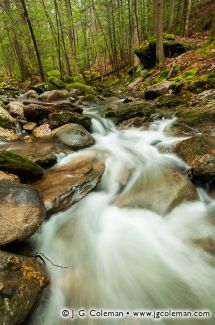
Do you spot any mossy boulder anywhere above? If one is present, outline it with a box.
[64,75,74,83]
[39,89,69,102]
[47,76,65,89]
[49,111,92,131]
[177,109,215,135]
[32,83,57,94]
[0,150,44,181]
[174,135,215,183]
[135,34,193,68]
[66,82,95,95]
[47,70,61,78]
[102,101,155,124]
[82,94,97,102]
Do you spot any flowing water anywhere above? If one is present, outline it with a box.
[32,111,215,325]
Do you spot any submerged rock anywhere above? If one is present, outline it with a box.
[0,181,45,245]
[52,123,95,149]
[39,89,69,102]
[0,250,48,324]
[33,153,104,216]
[174,135,215,182]
[0,151,44,181]
[49,111,92,131]
[113,169,197,215]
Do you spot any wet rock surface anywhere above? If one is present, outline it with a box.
[0,127,19,141]
[174,135,215,183]
[102,100,155,124]
[113,169,197,215]
[0,150,44,181]
[0,171,20,183]
[49,111,92,131]
[33,153,105,216]
[0,181,45,245]
[0,105,15,128]
[0,250,48,325]
[0,141,70,168]
[52,123,95,149]
[39,89,69,102]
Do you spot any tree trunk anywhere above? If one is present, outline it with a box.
[20,0,45,81]
[182,0,191,37]
[210,10,215,42]
[167,0,175,33]
[153,0,164,64]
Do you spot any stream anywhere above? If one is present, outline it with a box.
[30,109,215,324]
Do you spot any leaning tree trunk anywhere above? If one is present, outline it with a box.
[20,0,45,81]
[182,0,191,37]
[153,0,164,64]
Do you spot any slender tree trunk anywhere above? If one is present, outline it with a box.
[210,10,215,41]
[20,0,45,80]
[168,0,175,33]
[182,0,191,37]
[153,0,164,64]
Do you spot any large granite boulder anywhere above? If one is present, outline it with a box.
[33,153,104,216]
[49,111,92,131]
[0,251,48,324]
[113,169,197,215]
[174,135,215,183]
[0,181,45,245]
[52,123,95,149]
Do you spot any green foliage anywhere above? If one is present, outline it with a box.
[64,75,74,83]
[47,70,61,78]
[66,82,95,94]
[47,76,65,89]
[73,74,86,84]
[82,94,97,102]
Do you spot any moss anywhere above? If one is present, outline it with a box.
[47,70,61,78]
[47,76,65,89]
[198,42,214,57]
[0,82,7,88]
[32,82,57,94]
[66,82,95,94]
[73,74,86,84]
[84,70,99,80]
[135,34,194,69]
[0,150,44,180]
[64,75,74,83]
[82,94,97,102]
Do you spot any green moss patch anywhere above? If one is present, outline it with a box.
[0,150,44,181]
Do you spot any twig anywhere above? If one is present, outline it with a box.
[31,252,69,269]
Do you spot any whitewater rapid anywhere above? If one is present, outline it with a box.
[32,113,215,324]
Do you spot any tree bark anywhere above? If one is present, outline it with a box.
[20,0,45,81]
[182,0,191,37]
[210,10,215,41]
[167,0,175,33]
[153,0,164,64]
